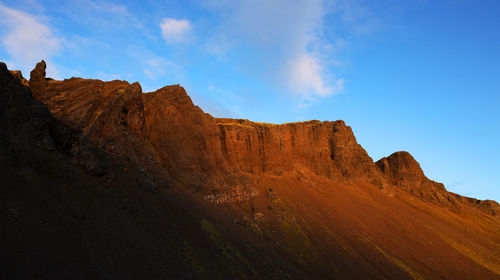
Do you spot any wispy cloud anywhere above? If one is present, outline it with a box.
[160,18,192,44]
[328,0,383,35]
[0,3,62,77]
[81,0,130,14]
[190,87,239,118]
[122,42,187,92]
[142,56,183,80]
[202,0,343,101]
[60,0,142,30]
[286,54,344,100]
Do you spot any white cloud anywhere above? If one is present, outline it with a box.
[286,54,344,99]
[203,0,343,100]
[160,18,192,44]
[0,3,62,77]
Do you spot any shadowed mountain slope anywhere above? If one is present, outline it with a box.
[1,61,499,279]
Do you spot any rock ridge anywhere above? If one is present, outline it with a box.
[26,60,499,214]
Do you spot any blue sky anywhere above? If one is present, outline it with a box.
[1,0,499,201]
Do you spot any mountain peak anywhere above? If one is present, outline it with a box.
[376,151,425,182]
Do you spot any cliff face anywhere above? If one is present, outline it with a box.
[215,119,379,179]
[143,86,381,192]
[144,87,380,183]
[144,88,388,200]
[4,60,499,279]
[27,60,500,216]
[29,60,383,198]
[142,85,231,190]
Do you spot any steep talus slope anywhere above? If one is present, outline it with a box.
[2,60,499,279]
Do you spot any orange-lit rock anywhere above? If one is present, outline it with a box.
[1,60,496,279]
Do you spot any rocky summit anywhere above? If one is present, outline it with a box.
[1,61,499,279]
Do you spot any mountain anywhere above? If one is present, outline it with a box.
[1,61,499,279]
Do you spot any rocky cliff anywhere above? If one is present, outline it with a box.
[2,61,499,279]
[29,60,499,215]
[28,61,383,201]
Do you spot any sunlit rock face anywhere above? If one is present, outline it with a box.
[29,60,384,198]
[142,85,383,193]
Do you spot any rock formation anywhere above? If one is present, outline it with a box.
[1,61,499,279]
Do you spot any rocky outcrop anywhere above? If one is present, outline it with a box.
[28,60,48,93]
[376,151,445,191]
[376,151,452,206]
[376,151,498,215]
[452,194,500,216]
[28,60,170,185]
[29,61,144,137]
[9,70,29,87]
